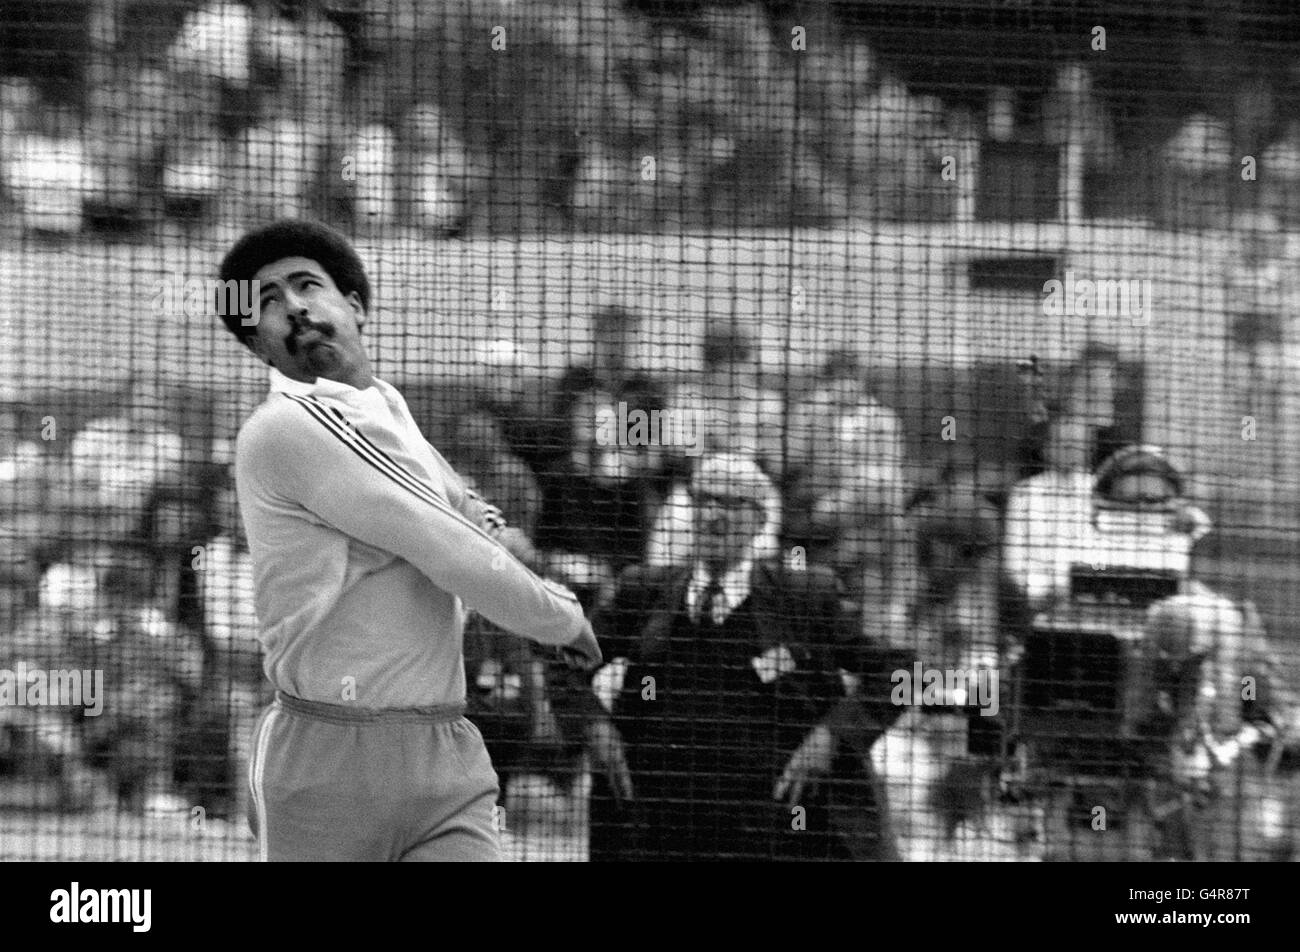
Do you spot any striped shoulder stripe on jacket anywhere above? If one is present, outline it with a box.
[281,392,509,554]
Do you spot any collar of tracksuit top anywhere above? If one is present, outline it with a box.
[233,367,585,709]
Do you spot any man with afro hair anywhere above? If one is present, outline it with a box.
[217,219,601,861]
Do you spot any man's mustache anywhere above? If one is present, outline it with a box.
[286,321,335,354]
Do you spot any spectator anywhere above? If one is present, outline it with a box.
[350,121,398,230]
[573,304,656,400]
[161,1,237,227]
[84,68,175,230]
[1142,591,1300,860]
[52,375,185,545]
[907,474,1014,669]
[1160,111,1233,227]
[532,384,664,600]
[0,78,38,229]
[161,116,224,227]
[1041,62,1119,172]
[1004,417,1105,611]
[1016,343,1127,481]
[449,407,543,541]
[1004,438,1210,611]
[1,104,98,235]
[462,611,576,828]
[530,308,671,594]
[229,120,318,223]
[5,540,201,815]
[833,75,945,219]
[75,550,203,814]
[1,552,115,811]
[197,477,266,820]
[1226,211,1291,424]
[259,2,348,220]
[166,1,256,92]
[135,481,212,630]
[258,0,347,131]
[400,104,472,236]
[444,405,580,829]
[563,453,858,860]
[449,403,555,772]
[645,323,783,566]
[1009,435,1292,860]
[673,323,783,467]
[783,350,912,616]
[789,474,1033,861]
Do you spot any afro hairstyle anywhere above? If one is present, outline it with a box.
[216,219,371,345]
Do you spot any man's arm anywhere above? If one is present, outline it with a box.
[549,564,663,722]
[1001,483,1039,605]
[237,401,589,649]
[775,564,916,806]
[428,445,551,574]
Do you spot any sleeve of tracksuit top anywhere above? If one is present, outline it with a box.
[240,398,588,648]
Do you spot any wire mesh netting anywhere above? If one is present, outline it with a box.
[1,0,1299,862]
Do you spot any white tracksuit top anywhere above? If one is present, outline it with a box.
[235,368,585,708]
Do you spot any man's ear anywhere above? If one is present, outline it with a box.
[347,291,367,331]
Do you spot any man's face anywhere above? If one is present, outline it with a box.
[249,256,367,384]
[1109,472,1177,506]
[692,488,765,569]
[1045,416,1090,472]
[1071,359,1117,426]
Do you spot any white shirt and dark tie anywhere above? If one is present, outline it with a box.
[592,557,797,709]
[685,558,752,627]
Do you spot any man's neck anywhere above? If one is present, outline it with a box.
[332,370,376,391]
[701,555,748,580]
[285,363,376,392]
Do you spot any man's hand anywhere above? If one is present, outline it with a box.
[495,526,544,573]
[586,716,633,803]
[774,722,835,807]
[529,700,564,749]
[558,618,602,671]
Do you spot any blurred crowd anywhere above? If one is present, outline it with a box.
[0,374,258,817]
[474,320,1296,860]
[0,306,1295,859]
[4,1,1300,238]
[0,0,1298,859]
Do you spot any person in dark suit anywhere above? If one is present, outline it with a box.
[564,453,863,861]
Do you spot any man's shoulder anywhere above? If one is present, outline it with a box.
[234,392,332,467]
[614,562,689,596]
[236,392,293,441]
[752,561,839,599]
